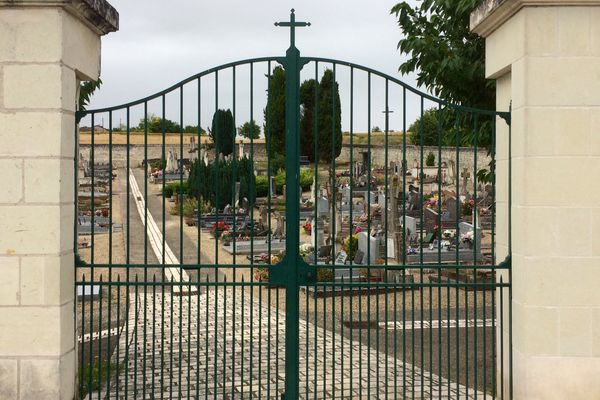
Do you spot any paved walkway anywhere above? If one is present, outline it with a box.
[100,286,491,400]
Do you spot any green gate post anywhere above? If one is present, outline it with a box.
[275,9,310,399]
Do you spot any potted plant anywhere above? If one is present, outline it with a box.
[211,221,230,238]
[343,234,359,260]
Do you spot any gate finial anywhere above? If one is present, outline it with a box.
[275,8,311,50]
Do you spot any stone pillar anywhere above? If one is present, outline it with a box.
[0,1,117,398]
[472,1,600,399]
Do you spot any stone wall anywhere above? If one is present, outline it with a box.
[0,1,118,399]
[472,1,600,399]
[81,142,490,172]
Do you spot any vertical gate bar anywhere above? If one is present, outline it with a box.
[265,61,272,399]
[348,65,354,397]
[98,275,103,399]
[80,275,85,398]
[437,103,443,398]
[89,112,95,396]
[162,95,166,265]
[231,65,238,399]
[223,277,228,399]
[169,276,174,397]
[107,110,113,396]
[205,274,210,400]
[401,87,407,400]
[178,87,185,400]
[500,275,505,399]
[133,276,139,399]
[259,272,263,399]
[152,275,157,399]
[198,77,205,399]
[312,59,320,400]
[213,276,218,400]
[125,106,131,400]
[116,275,121,399]
[418,96,425,400]
[473,113,479,398]
[366,70,371,400]
[454,111,461,399]
[465,270,470,398]
[143,102,149,400]
[384,76,389,400]
[214,70,220,272]
[179,87,184,267]
[332,62,337,400]
[267,61,272,263]
[282,32,302,400]
[508,104,513,400]
[276,279,280,398]
[161,274,165,399]
[313,61,318,265]
[313,272,317,400]
[197,78,202,264]
[196,278,200,399]
[248,62,255,398]
[91,114,95,267]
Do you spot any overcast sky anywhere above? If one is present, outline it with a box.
[87,0,427,132]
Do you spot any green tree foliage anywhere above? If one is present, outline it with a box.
[187,156,255,209]
[264,66,286,172]
[426,152,435,166]
[391,0,492,109]
[298,70,342,163]
[316,69,343,163]
[238,120,261,139]
[265,67,343,168]
[299,78,317,161]
[78,79,102,112]
[392,0,495,180]
[137,115,181,133]
[209,109,235,157]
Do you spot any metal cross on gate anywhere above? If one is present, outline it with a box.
[275,8,311,49]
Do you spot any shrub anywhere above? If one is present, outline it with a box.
[255,175,269,198]
[426,152,435,167]
[163,181,188,198]
[343,234,359,260]
[316,267,333,282]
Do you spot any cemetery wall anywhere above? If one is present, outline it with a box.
[337,144,491,170]
[81,142,490,172]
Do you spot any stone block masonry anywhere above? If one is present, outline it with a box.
[0,1,118,399]
[472,1,600,399]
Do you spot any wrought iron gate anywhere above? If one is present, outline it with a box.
[75,10,511,399]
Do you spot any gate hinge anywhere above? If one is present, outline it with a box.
[498,112,511,126]
[498,255,511,269]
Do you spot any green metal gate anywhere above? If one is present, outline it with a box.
[75,10,511,399]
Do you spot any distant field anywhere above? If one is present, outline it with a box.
[79,132,265,146]
[343,131,408,146]
[79,131,407,146]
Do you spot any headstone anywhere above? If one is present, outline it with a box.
[362,151,370,170]
[446,196,460,221]
[273,212,286,239]
[458,221,482,251]
[401,216,417,240]
[357,231,379,265]
[234,182,241,206]
[269,176,276,199]
[311,217,325,249]
[260,205,268,227]
[238,141,245,160]
[461,167,471,196]
[424,207,439,234]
